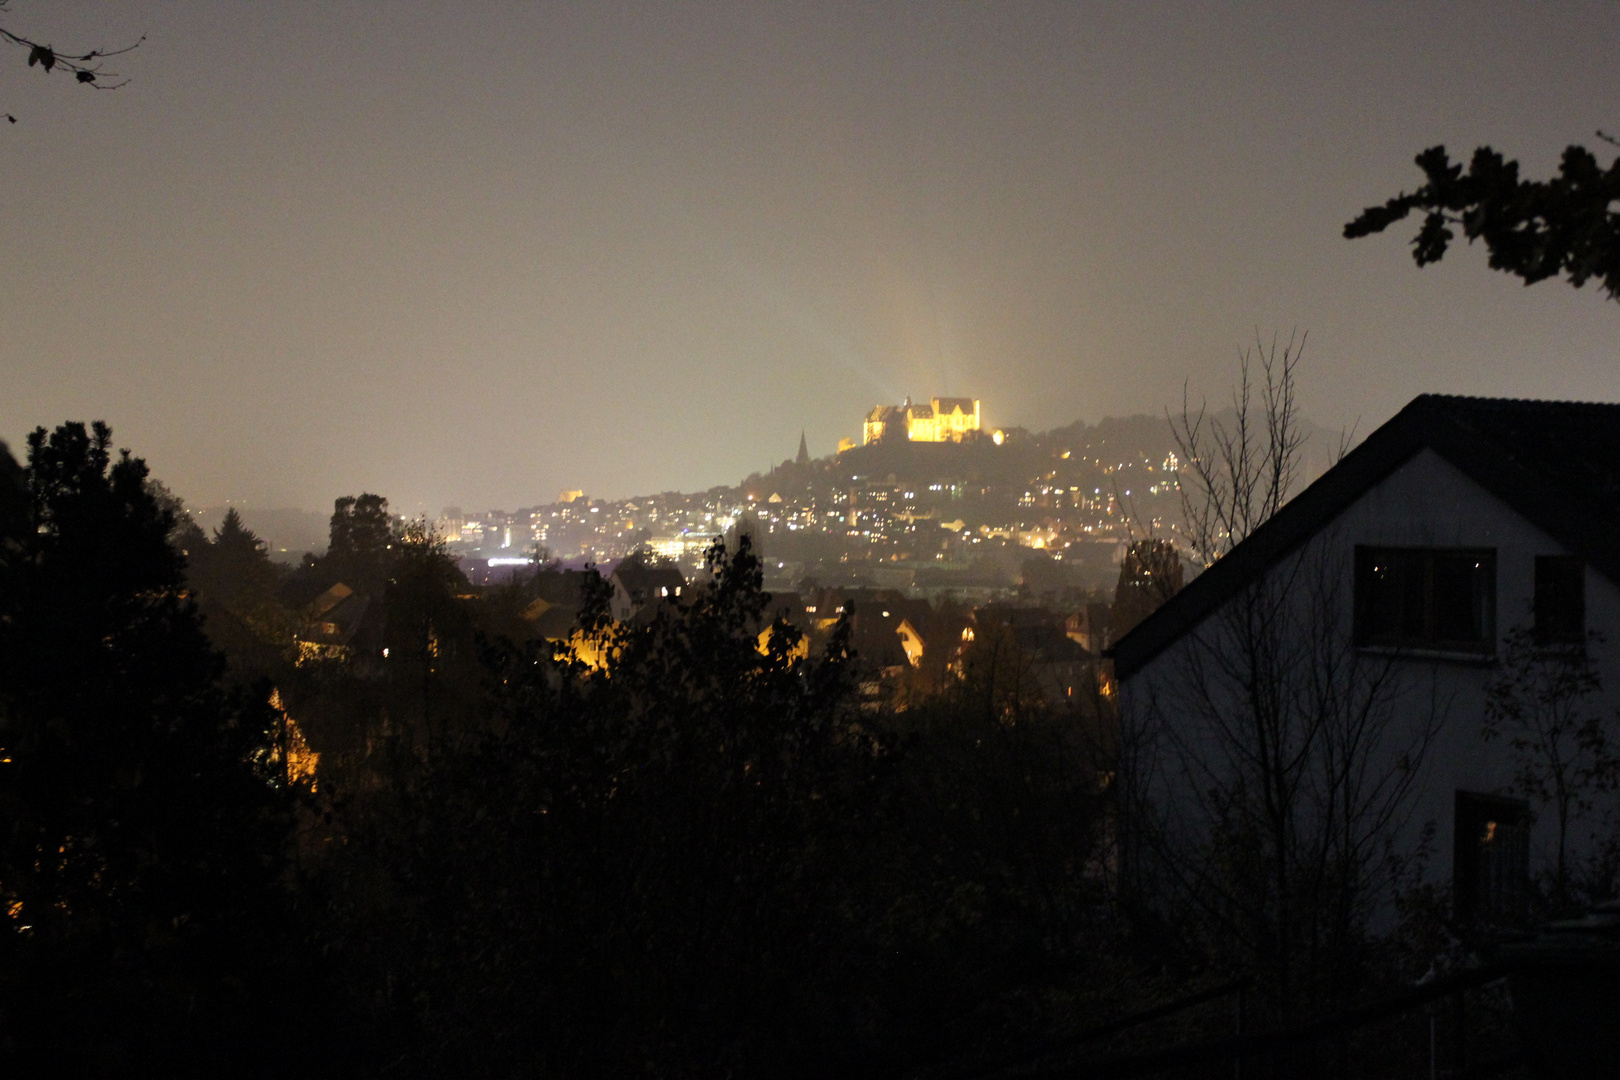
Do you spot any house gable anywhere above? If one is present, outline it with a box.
[1113,395,1620,680]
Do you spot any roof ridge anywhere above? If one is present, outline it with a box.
[1112,392,1620,680]
[1414,392,1620,408]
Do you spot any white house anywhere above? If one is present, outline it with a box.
[607,553,686,624]
[1113,395,1620,924]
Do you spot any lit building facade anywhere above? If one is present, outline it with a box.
[862,396,981,445]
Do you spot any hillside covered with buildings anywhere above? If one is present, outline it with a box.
[438,400,1229,601]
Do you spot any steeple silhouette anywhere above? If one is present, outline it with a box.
[796,430,809,465]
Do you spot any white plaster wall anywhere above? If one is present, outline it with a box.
[1122,447,1620,886]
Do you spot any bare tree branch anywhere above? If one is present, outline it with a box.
[0,3,144,119]
[1169,330,1309,568]
[1127,530,1444,1013]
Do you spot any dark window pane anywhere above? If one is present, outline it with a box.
[1432,552,1490,644]
[1354,546,1495,652]
[1534,555,1584,645]
[1400,550,1427,639]
[1355,547,1402,645]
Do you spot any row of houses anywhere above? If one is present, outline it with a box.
[294,547,1108,711]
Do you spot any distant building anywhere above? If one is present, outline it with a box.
[608,553,686,623]
[862,396,982,445]
[295,582,380,663]
[862,404,905,445]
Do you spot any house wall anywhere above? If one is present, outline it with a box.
[1121,447,1620,891]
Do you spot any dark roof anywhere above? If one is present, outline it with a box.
[1112,394,1620,680]
[847,607,915,668]
[307,583,355,621]
[530,604,581,641]
[976,604,1086,662]
[760,590,810,630]
[610,556,685,602]
[532,568,592,608]
[300,584,374,647]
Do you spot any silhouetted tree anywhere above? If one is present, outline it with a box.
[380,518,478,750]
[1111,538,1184,642]
[180,507,298,684]
[322,538,898,1078]
[322,492,394,593]
[191,508,277,600]
[1484,626,1620,910]
[0,439,24,555]
[1126,353,1440,1022]
[1346,141,1620,299]
[0,422,313,1074]
[874,657,1118,1073]
[1169,331,1309,569]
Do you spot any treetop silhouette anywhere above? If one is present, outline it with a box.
[1346,141,1620,299]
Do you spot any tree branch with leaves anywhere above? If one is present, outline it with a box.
[1482,627,1620,910]
[0,2,142,121]
[1346,140,1620,300]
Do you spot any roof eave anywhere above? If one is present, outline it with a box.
[1114,396,1620,681]
[1111,401,1435,680]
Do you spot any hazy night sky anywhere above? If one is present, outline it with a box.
[2,2,1618,516]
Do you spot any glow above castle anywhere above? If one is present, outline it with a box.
[862,396,982,445]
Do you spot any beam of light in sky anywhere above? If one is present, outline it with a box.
[1,3,1617,513]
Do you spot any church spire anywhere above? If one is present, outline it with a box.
[796,430,809,465]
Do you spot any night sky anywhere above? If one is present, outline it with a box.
[3,2,1617,516]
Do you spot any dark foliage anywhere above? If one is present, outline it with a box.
[188,508,281,604]
[321,493,394,594]
[1111,538,1183,643]
[871,683,1122,1073]
[9,423,1437,1075]
[0,10,141,92]
[180,508,299,685]
[308,538,1124,1078]
[0,423,329,1076]
[1346,142,1620,299]
[324,539,889,1077]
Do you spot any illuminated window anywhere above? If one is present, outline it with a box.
[1354,546,1496,654]
[1454,790,1529,926]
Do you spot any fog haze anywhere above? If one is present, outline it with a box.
[3,2,1617,514]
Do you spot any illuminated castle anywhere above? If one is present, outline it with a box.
[862,396,981,445]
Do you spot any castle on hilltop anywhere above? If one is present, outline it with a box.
[861,396,982,446]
